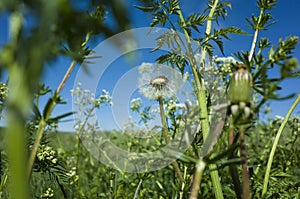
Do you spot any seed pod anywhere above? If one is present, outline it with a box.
[228,64,252,103]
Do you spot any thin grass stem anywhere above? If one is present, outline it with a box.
[262,94,300,196]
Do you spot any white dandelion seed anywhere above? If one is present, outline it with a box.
[138,62,185,100]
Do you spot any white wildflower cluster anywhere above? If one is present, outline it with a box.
[130,98,142,112]
[66,167,79,185]
[151,106,159,113]
[165,98,177,115]
[41,188,54,199]
[213,56,240,77]
[36,145,58,164]
[97,89,113,107]
[138,62,185,100]
[214,56,238,64]
[194,53,220,77]
[71,83,112,109]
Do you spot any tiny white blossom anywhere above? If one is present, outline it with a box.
[130,98,142,111]
[214,56,238,64]
[275,115,284,120]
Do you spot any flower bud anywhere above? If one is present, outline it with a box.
[228,64,252,103]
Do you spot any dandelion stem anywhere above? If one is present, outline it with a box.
[158,97,183,181]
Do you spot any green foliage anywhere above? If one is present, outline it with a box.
[0,0,299,198]
[205,0,232,23]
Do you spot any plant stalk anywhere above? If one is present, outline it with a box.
[176,1,224,198]
[189,159,206,199]
[6,11,30,199]
[262,93,300,196]
[27,60,77,178]
[248,9,264,62]
[133,179,143,199]
[228,124,242,199]
[158,97,183,181]
[240,126,250,199]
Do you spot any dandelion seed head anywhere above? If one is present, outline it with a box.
[150,75,169,89]
[138,63,185,100]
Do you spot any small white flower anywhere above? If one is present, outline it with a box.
[214,56,238,64]
[275,115,284,120]
[130,98,142,111]
[138,63,185,100]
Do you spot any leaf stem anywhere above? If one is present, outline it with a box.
[262,93,300,196]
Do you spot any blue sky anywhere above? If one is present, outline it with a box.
[0,0,300,132]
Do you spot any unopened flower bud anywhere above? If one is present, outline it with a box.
[228,64,252,103]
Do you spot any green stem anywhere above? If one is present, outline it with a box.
[248,8,264,74]
[0,170,8,195]
[27,60,77,178]
[158,97,183,181]
[248,8,264,63]
[179,166,187,199]
[228,122,242,199]
[199,0,219,65]
[75,106,94,172]
[176,1,224,198]
[189,159,206,199]
[262,94,300,197]
[26,119,46,178]
[55,131,65,153]
[133,178,143,199]
[6,11,30,199]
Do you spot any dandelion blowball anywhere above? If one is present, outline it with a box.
[138,62,186,100]
[150,75,169,90]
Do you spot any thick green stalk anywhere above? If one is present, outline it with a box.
[6,11,29,199]
[176,1,224,198]
[8,62,36,199]
[158,97,183,181]
[262,94,300,196]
